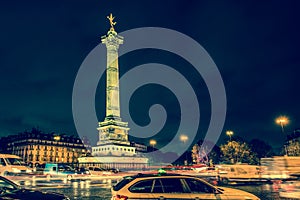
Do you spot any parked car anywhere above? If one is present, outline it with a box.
[111,173,260,200]
[0,154,32,176]
[0,176,69,199]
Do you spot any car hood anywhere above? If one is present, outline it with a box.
[11,166,31,170]
[0,189,68,200]
[217,187,260,200]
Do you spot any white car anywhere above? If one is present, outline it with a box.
[0,154,32,176]
[111,173,260,200]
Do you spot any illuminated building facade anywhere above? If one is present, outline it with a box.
[0,128,87,166]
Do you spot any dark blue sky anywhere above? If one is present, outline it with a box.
[0,0,299,149]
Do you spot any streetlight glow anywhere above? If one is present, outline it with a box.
[226,130,234,141]
[149,139,157,152]
[180,134,188,143]
[54,135,61,141]
[275,116,289,156]
[149,139,156,147]
[180,134,189,165]
[276,116,289,133]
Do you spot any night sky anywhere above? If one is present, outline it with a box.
[0,1,299,150]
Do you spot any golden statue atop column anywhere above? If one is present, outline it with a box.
[107,13,116,32]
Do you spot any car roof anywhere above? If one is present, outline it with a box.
[124,172,203,179]
[0,154,21,159]
[112,172,213,192]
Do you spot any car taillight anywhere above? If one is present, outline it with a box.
[113,195,128,200]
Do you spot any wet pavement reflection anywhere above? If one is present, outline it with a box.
[6,175,299,200]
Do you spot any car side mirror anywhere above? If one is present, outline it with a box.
[214,189,222,194]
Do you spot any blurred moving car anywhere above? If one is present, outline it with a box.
[88,167,118,176]
[44,163,79,179]
[111,173,260,200]
[74,167,91,176]
[216,164,264,184]
[279,180,300,199]
[194,167,218,174]
[0,154,32,176]
[0,176,69,199]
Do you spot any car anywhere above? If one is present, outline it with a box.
[74,167,91,175]
[0,154,33,176]
[44,164,91,179]
[108,168,120,173]
[88,167,119,176]
[0,176,69,199]
[111,173,260,200]
[43,163,77,179]
[216,164,264,184]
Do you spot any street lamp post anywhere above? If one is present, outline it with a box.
[180,134,189,165]
[149,140,156,152]
[276,116,289,156]
[276,116,289,133]
[226,130,234,141]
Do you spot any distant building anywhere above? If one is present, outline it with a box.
[131,142,148,153]
[0,128,87,167]
[81,136,92,154]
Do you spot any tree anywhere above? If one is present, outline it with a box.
[220,141,257,164]
[249,139,274,158]
[192,140,221,165]
[286,140,300,156]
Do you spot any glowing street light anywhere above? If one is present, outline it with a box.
[180,134,189,165]
[180,134,188,143]
[149,139,157,152]
[226,130,234,141]
[54,135,61,141]
[276,116,289,133]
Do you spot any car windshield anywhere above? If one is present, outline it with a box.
[113,176,135,191]
[5,158,26,166]
[58,164,74,172]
